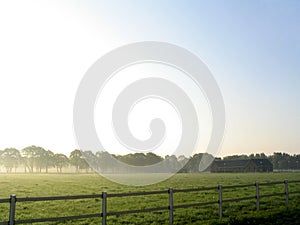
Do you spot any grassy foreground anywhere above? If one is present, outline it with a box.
[0,172,299,224]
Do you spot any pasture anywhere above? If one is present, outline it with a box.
[0,172,299,224]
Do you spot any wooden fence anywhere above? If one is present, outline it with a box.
[0,180,299,225]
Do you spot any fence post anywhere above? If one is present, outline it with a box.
[218,185,222,218]
[102,192,107,225]
[9,194,16,225]
[168,188,174,225]
[284,180,289,207]
[255,182,260,210]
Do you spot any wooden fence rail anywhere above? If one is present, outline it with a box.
[0,180,299,225]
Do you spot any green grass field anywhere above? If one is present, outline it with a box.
[0,172,299,224]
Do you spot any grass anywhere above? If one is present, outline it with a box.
[0,172,299,224]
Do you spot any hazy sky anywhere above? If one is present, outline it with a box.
[0,0,299,157]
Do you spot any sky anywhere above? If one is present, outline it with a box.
[0,0,299,157]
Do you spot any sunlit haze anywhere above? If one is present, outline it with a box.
[0,0,299,157]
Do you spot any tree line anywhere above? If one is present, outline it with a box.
[222,152,300,171]
[0,146,91,173]
[0,145,299,173]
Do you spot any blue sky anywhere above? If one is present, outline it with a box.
[88,0,300,156]
[0,0,299,156]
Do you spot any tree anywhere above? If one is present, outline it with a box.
[270,152,291,170]
[31,146,49,173]
[180,153,214,173]
[164,155,180,172]
[1,148,21,173]
[44,150,55,173]
[178,155,189,170]
[146,152,163,165]
[22,145,52,173]
[69,149,89,173]
[95,151,116,173]
[54,153,69,173]
[33,146,47,173]
[22,146,37,173]
[80,151,91,172]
